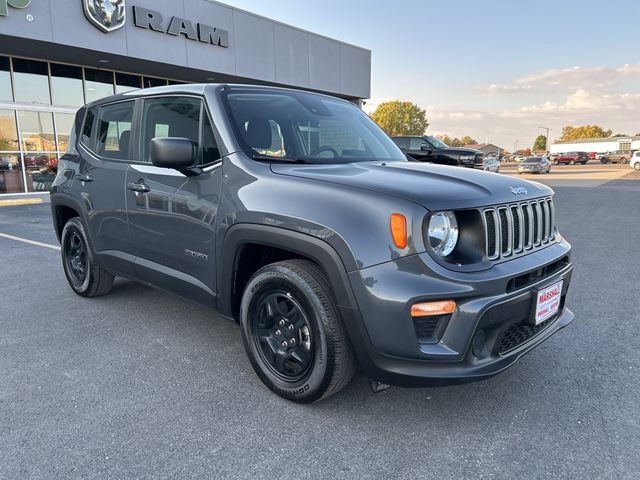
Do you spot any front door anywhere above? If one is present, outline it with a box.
[125,96,223,307]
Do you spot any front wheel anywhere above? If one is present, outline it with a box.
[61,217,114,297]
[619,157,627,164]
[635,162,640,171]
[240,260,356,403]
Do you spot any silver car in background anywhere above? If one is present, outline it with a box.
[518,156,551,174]
[483,156,501,173]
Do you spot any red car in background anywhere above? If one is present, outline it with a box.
[554,152,589,165]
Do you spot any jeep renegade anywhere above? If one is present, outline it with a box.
[51,84,574,403]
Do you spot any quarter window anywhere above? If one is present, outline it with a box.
[81,108,97,147]
[94,102,134,160]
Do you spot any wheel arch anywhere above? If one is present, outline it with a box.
[51,193,86,243]
[217,224,359,323]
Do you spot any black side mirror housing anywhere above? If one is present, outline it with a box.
[151,137,198,173]
[420,143,431,153]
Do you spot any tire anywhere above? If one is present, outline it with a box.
[635,162,640,171]
[240,259,356,403]
[619,157,627,164]
[582,161,588,165]
[601,159,608,164]
[496,167,500,173]
[61,217,114,297]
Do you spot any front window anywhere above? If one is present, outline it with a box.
[426,136,449,149]
[222,89,406,164]
[524,157,543,164]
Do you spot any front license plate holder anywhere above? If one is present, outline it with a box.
[530,280,563,325]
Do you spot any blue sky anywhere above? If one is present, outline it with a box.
[225,0,640,149]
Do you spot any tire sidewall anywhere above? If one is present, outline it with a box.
[240,267,334,402]
[61,218,93,294]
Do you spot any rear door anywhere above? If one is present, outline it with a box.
[76,101,136,275]
[125,95,223,307]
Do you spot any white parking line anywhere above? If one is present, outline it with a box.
[0,232,61,251]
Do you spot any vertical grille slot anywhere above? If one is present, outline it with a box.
[498,207,512,256]
[511,205,523,253]
[484,210,499,260]
[482,197,555,261]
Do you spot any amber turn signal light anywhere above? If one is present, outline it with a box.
[390,213,408,249]
[411,300,457,317]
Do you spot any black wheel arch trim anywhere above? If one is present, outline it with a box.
[217,223,378,376]
[217,223,359,318]
[50,192,92,245]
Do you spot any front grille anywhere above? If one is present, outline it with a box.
[498,318,553,354]
[482,198,556,261]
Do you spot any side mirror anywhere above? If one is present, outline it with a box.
[420,143,431,152]
[151,137,197,171]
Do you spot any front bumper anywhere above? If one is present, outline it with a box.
[341,240,573,386]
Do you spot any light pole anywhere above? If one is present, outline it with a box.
[538,126,551,156]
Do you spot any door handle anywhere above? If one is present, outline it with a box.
[127,182,150,193]
[77,173,93,183]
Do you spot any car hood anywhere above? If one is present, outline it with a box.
[271,161,552,211]
[440,147,482,156]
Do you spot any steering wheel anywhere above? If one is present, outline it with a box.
[310,146,339,158]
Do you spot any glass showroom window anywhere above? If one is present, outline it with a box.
[0,109,24,194]
[143,77,168,88]
[116,72,142,94]
[18,111,57,192]
[55,113,76,153]
[50,63,84,107]
[85,68,114,104]
[0,56,13,103]
[12,58,51,105]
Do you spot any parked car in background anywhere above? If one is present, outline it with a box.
[517,156,551,174]
[514,155,526,163]
[483,156,500,173]
[630,152,640,171]
[588,152,597,160]
[595,153,606,161]
[555,152,588,165]
[391,135,484,168]
[600,150,631,164]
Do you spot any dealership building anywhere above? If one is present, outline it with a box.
[550,136,640,155]
[0,0,371,195]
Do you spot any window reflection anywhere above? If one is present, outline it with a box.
[50,63,84,107]
[84,68,114,103]
[55,113,75,152]
[115,72,142,94]
[12,58,51,105]
[0,56,12,102]
[18,111,56,151]
[0,110,19,151]
[23,153,57,192]
[0,153,24,194]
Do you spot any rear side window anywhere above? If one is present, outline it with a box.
[94,101,135,160]
[81,108,96,147]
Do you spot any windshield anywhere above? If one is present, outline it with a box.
[426,136,449,149]
[222,89,406,164]
[524,157,543,163]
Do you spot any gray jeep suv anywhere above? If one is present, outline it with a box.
[50,84,574,403]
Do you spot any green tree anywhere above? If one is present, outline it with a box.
[370,101,429,136]
[460,135,478,146]
[558,125,613,142]
[533,134,547,152]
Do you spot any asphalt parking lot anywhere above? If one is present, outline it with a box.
[1,165,639,479]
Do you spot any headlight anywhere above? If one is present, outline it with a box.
[427,211,459,257]
[459,155,475,160]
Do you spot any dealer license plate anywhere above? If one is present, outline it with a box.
[534,281,563,325]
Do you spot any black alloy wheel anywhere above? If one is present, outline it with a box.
[240,260,355,403]
[60,217,114,297]
[63,227,88,290]
[251,290,314,382]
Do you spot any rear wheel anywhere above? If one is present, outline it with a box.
[619,157,627,164]
[240,260,355,403]
[61,217,114,297]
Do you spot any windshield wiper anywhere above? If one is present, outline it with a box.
[251,154,309,164]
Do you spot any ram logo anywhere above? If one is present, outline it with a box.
[83,0,126,33]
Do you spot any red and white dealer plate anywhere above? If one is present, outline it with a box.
[534,281,563,325]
